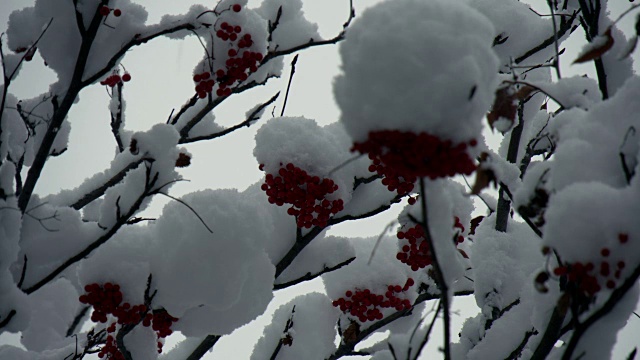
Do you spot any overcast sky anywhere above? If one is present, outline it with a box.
[1,0,639,358]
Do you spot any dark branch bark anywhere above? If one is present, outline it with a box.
[22,166,157,294]
[496,100,526,232]
[274,257,355,290]
[530,306,567,360]
[0,310,16,329]
[561,261,640,360]
[180,92,279,144]
[275,198,398,278]
[66,306,90,337]
[515,11,578,64]
[70,159,146,210]
[185,335,222,360]
[326,290,473,360]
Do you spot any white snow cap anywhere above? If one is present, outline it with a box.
[334,0,499,144]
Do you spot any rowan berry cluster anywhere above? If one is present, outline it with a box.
[552,233,630,297]
[396,217,467,271]
[79,283,178,356]
[260,163,344,228]
[352,131,478,195]
[100,6,122,17]
[210,10,264,97]
[100,73,131,87]
[193,71,215,98]
[332,278,415,322]
[396,224,432,271]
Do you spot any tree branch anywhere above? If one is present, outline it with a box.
[327,290,473,360]
[274,257,355,290]
[185,335,222,360]
[515,10,578,64]
[22,163,158,294]
[561,261,640,360]
[180,92,279,144]
[70,158,146,210]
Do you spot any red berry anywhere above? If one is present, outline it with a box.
[232,4,242,12]
[619,233,629,243]
[601,248,610,257]
[100,6,110,16]
[113,9,122,17]
[122,73,131,82]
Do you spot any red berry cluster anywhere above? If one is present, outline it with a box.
[260,163,344,228]
[212,14,264,97]
[396,217,466,271]
[552,233,630,297]
[396,224,432,271]
[193,71,214,98]
[100,6,122,17]
[353,131,477,194]
[79,283,178,356]
[100,73,131,87]
[332,279,415,322]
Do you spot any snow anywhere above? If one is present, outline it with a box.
[20,278,79,352]
[251,292,339,360]
[276,235,355,286]
[256,0,321,50]
[467,0,556,68]
[150,188,275,336]
[334,0,499,145]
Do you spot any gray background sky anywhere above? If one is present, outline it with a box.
[1,0,639,358]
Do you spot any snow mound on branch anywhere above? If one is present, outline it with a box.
[257,0,320,50]
[467,0,555,67]
[254,117,355,203]
[150,189,275,336]
[20,278,79,352]
[547,76,640,192]
[334,0,499,144]
[251,293,339,360]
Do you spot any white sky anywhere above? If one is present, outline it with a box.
[1,0,639,359]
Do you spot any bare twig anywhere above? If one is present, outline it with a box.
[411,300,442,360]
[326,290,473,360]
[561,261,640,360]
[185,335,222,360]
[274,257,355,290]
[154,192,213,234]
[367,221,397,265]
[547,0,562,78]
[70,158,147,210]
[22,165,159,294]
[180,92,280,143]
[0,310,16,329]
[17,255,27,289]
[110,83,125,152]
[66,306,90,337]
[269,306,296,360]
[515,10,578,64]
[280,55,299,116]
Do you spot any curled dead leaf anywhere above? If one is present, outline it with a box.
[573,28,614,64]
[471,153,496,195]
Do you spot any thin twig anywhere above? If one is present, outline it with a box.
[411,300,442,360]
[180,92,279,144]
[280,55,299,116]
[155,192,213,233]
[274,257,355,290]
